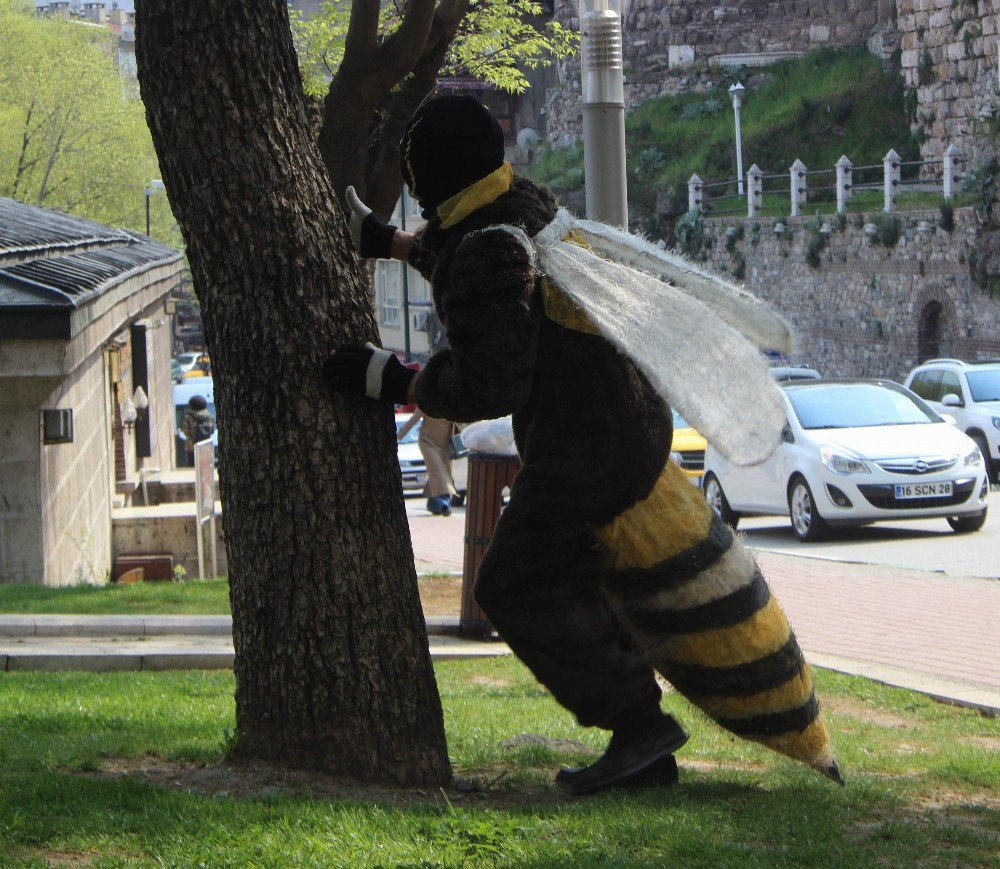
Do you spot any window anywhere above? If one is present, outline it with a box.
[788,383,938,429]
[407,269,430,304]
[376,261,402,327]
[939,370,963,402]
[909,369,942,402]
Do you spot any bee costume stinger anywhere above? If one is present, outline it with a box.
[325,95,842,795]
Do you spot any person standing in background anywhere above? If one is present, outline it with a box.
[397,407,457,515]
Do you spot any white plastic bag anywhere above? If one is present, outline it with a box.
[457,416,518,456]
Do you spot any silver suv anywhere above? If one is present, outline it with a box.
[904,359,1000,482]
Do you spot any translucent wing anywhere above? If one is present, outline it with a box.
[573,215,794,355]
[535,233,787,466]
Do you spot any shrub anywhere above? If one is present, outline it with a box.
[938,198,955,232]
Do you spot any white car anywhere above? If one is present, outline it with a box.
[395,413,468,499]
[904,358,1000,483]
[702,379,990,541]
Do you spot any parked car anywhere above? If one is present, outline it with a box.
[395,413,468,499]
[669,409,706,483]
[769,364,822,382]
[702,379,990,541]
[904,358,1000,483]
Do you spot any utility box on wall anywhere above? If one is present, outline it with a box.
[41,409,73,445]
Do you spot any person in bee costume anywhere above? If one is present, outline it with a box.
[325,95,842,795]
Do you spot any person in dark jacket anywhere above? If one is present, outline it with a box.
[325,96,838,795]
[181,395,214,466]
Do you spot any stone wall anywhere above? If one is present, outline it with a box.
[697,207,1000,379]
[545,0,892,146]
[897,0,1000,165]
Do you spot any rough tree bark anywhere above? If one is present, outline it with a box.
[136,0,451,786]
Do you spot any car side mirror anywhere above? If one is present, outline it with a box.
[781,424,795,444]
[941,392,964,408]
[939,413,958,426]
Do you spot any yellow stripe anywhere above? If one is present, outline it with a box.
[753,718,833,769]
[438,163,514,228]
[595,461,713,571]
[661,595,791,667]
[695,666,815,719]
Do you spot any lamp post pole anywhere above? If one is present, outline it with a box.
[728,83,745,196]
[579,0,628,225]
[144,179,165,236]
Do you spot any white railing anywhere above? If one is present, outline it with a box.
[688,145,965,217]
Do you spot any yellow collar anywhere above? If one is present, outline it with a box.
[438,163,514,229]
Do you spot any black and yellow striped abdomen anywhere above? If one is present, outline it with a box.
[596,460,841,783]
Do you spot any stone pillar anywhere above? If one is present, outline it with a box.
[747,164,763,218]
[836,155,853,214]
[883,149,901,213]
[790,159,807,218]
[943,144,961,201]
[688,173,703,213]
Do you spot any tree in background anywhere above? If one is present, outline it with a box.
[0,0,179,246]
[296,0,575,218]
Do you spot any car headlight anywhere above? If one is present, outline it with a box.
[820,445,870,475]
[964,446,984,467]
[992,416,1000,431]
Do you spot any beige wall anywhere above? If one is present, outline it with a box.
[0,256,183,586]
[0,407,43,583]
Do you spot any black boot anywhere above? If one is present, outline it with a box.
[555,711,688,796]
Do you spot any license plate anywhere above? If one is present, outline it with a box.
[894,481,952,499]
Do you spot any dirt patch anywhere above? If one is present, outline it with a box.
[91,756,575,809]
[680,758,770,775]
[466,675,513,688]
[957,735,1000,752]
[821,695,917,729]
[418,575,462,617]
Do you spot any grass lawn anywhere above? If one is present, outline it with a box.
[0,579,231,615]
[0,657,996,866]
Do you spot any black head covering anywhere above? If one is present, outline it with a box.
[188,395,208,411]
[400,95,506,218]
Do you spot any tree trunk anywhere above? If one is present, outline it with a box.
[136,0,450,787]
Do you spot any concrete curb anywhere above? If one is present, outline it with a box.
[0,614,232,638]
[810,652,999,718]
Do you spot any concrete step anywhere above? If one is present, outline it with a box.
[0,633,510,672]
[0,614,465,638]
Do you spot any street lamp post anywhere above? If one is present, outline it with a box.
[728,83,746,196]
[579,0,628,225]
[144,179,165,237]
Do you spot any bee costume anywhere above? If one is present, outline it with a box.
[329,95,841,793]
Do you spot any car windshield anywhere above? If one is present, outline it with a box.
[966,369,1000,402]
[671,409,692,429]
[787,383,939,429]
[396,419,421,444]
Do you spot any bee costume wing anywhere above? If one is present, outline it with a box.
[506,210,792,466]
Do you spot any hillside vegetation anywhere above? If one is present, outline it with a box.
[529,48,920,232]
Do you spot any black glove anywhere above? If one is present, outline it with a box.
[323,342,416,405]
[345,186,397,259]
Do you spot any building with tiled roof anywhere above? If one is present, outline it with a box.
[0,197,184,585]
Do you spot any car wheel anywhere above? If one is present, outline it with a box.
[971,434,997,484]
[947,507,987,534]
[703,473,740,530]
[788,476,829,542]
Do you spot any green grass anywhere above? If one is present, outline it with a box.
[0,658,996,866]
[0,579,230,615]
[529,48,921,222]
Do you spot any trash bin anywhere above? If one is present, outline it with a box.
[461,451,520,639]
